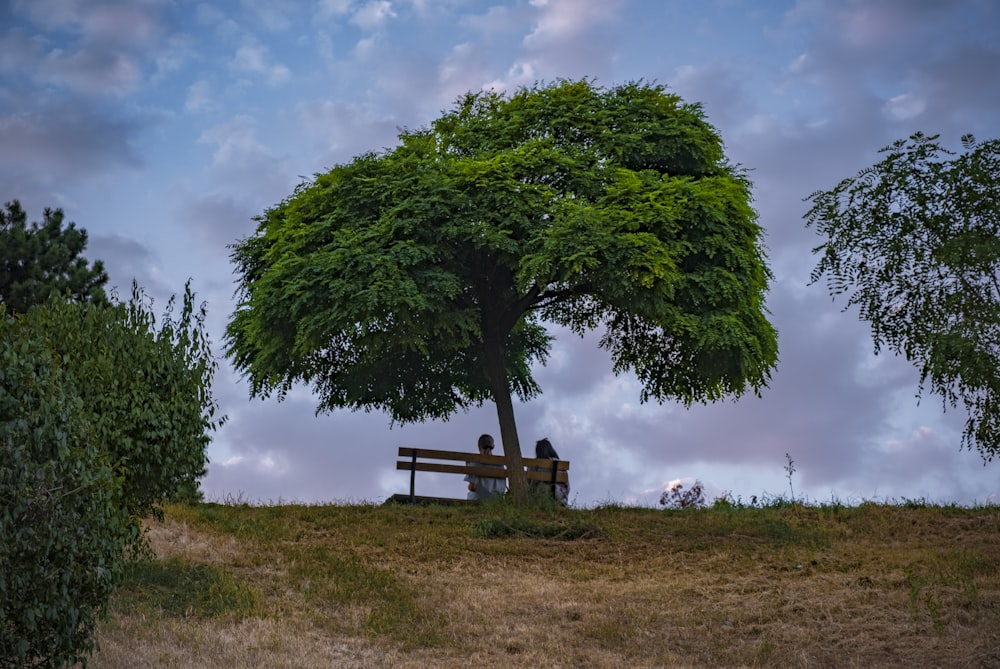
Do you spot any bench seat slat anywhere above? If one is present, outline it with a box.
[397,447,568,471]
[396,461,504,478]
[398,447,478,462]
[394,460,569,484]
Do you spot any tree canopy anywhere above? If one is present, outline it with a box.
[806,132,1000,461]
[0,200,108,314]
[226,79,778,497]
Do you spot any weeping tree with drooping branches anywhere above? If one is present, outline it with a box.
[806,132,1000,462]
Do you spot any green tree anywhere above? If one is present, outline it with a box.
[806,132,1000,461]
[226,80,778,498]
[0,200,109,314]
[0,309,134,669]
[19,283,225,517]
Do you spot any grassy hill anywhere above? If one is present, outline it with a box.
[90,499,1000,668]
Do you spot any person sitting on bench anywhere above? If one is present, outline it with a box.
[529,437,570,505]
[465,434,506,501]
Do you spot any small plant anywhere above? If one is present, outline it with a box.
[784,453,797,501]
[711,491,747,509]
[660,480,706,509]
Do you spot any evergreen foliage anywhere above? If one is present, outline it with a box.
[0,200,108,315]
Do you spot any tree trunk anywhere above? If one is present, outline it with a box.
[483,338,528,502]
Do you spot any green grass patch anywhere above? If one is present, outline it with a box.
[469,496,604,540]
[284,544,448,647]
[116,557,259,619]
[471,515,602,539]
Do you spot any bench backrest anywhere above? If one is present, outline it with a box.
[396,447,569,500]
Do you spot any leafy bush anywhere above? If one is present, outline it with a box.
[19,282,224,517]
[0,313,134,669]
[1,282,224,667]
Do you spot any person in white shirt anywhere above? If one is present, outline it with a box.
[465,434,506,500]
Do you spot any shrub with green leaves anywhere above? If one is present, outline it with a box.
[1,282,223,666]
[20,282,225,517]
[0,312,133,669]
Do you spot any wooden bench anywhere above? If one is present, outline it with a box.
[390,447,570,504]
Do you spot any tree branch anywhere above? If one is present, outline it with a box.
[499,283,542,333]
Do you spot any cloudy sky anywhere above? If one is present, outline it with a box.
[3,0,999,507]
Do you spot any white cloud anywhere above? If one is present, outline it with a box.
[484,61,537,93]
[199,115,264,164]
[438,42,483,88]
[523,0,620,48]
[153,34,196,79]
[351,0,397,31]
[883,91,926,121]
[185,79,214,112]
[242,0,298,32]
[196,115,293,199]
[788,52,809,74]
[230,43,291,85]
[296,98,398,158]
[354,34,380,59]
[317,0,354,17]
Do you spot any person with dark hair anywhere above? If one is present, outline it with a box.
[530,437,569,504]
[465,433,506,500]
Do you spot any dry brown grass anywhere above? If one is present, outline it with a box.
[89,501,1000,668]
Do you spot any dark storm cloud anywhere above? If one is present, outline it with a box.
[5,0,169,96]
[88,233,172,298]
[0,103,142,185]
[178,193,259,253]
